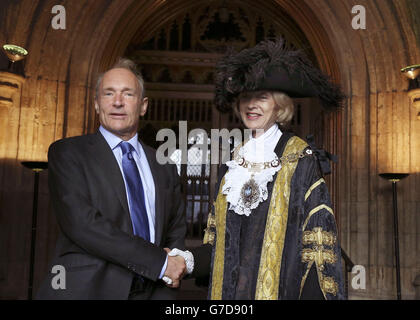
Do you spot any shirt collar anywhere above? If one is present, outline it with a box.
[242,124,282,162]
[247,123,279,142]
[99,125,141,156]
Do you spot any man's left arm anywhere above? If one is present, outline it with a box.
[151,163,188,295]
[162,164,187,250]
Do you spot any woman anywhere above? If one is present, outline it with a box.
[173,39,345,300]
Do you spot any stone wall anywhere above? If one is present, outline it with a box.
[0,0,418,299]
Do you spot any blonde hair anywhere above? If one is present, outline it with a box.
[272,92,294,125]
[234,91,294,125]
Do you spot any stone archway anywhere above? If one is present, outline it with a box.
[78,0,420,299]
[1,0,419,300]
[94,0,345,239]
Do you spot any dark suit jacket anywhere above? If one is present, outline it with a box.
[36,132,186,299]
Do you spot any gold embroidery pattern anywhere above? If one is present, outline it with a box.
[300,262,338,299]
[210,178,228,300]
[301,247,337,272]
[299,260,314,298]
[302,227,336,247]
[301,226,339,299]
[320,276,338,296]
[255,136,308,300]
[304,178,325,201]
[203,208,216,245]
[302,204,334,231]
[203,229,215,246]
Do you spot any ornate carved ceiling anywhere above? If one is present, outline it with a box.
[100,0,337,81]
[120,1,319,88]
[127,1,312,54]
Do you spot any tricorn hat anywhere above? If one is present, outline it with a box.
[214,38,345,112]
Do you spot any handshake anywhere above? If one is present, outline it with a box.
[162,248,194,288]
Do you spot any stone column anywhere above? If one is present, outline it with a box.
[0,71,27,298]
[407,88,420,120]
[0,71,25,159]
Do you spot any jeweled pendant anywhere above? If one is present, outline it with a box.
[240,178,260,208]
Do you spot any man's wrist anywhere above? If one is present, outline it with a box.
[168,248,194,274]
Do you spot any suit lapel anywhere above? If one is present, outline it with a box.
[86,133,165,243]
[87,133,132,232]
[140,140,164,247]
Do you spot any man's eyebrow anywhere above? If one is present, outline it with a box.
[102,87,135,92]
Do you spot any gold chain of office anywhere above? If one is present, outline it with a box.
[233,148,313,173]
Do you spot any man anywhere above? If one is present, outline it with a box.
[36,58,187,299]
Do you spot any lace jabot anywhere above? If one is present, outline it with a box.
[222,125,282,216]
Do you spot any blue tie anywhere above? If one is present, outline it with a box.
[119,141,150,242]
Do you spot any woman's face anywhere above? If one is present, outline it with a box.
[238,91,279,137]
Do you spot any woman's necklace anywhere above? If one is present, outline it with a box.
[234,154,281,209]
[223,141,312,216]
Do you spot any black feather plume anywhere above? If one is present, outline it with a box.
[214,38,346,113]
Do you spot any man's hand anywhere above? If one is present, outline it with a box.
[163,248,186,288]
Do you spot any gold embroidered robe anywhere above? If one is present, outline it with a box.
[192,132,345,300]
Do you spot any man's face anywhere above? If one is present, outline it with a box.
[95,68,148,141]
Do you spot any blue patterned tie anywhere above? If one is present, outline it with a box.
[119,141,150,242]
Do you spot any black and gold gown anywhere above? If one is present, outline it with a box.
[191,131,345,300]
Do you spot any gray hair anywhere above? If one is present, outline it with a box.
[95,58,145,100]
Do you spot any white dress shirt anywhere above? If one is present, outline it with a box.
[99,125,167,278]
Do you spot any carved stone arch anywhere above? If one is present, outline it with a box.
[98,1,324,68]
[2,0,420,300]
[88,0,420,300]
[95,0,345,235]
[96,0,343,135]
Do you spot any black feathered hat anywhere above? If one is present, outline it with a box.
[214,38,345,112]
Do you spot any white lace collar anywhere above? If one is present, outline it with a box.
[222,124,282,216]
